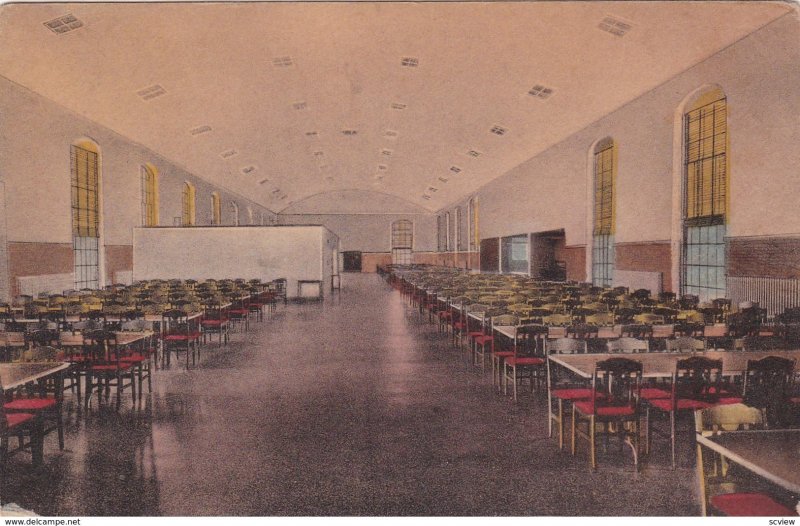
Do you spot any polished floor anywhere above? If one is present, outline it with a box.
[1,274,700,516]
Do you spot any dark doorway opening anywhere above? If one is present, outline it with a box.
[342,251,362,272]
[530,229,567,281]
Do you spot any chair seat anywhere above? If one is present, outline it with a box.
[90,363,134,372]
[474,335,493,345]
[492,351,515,358]
[468,331,484,338]
[716,396,744,405]
[573,400,636,417]
[5,412,35,429]
[649,398,713,411]
[4,397,57,411]
[453,322,465,329]
[438,311,452,318]
[790,397,800,404]
[201,319,228,326]
[119,354,147,363]
[710,492,797,517]
[506,356,544,366]
[551,388,602,400]
[640,387,672,400]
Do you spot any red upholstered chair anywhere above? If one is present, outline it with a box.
[471,308,507,372]
[227,297,251,333]
[695,404,797,517]
[201,302,230,345]
[162,309,201,368]
[246,287,266,322]
[83,330,138,409]
[646,356,741,469]
[3,347,65,452]
[742,356,796,428]
[1,383,41,465]
[571,357,643,470]
[502,323,548,401]
[546,338,589,450]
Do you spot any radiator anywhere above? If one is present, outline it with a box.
[728,276,800,317]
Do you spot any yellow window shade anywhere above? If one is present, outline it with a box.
[71,143,99,238]
[593,141,615,236]
[182,183,196,226]
[685,94,727,221]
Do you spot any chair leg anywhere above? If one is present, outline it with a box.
[589,415,597,470]
[512,365,518,402]
[558,399,564,450]
[670,410,677,470]
[571,408,577,455]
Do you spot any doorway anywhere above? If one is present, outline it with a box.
[530,229,567,281]
[342,251,362,272]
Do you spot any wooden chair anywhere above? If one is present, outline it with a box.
[546,338,588,449]
[0,383,42,466]
[695,404,796,516]
[742,356,796,428]
[83,330,138,409]
[571,357,643,470]
[502,324,548,401]
[161,310,201,368]
[607,337,649,354]
[646,356,741,469]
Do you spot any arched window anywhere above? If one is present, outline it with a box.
[592,137,615,287]
[181,182,196,226]
[71,140,101,289]
[247,207,254,225]
[231,201,240,226]
[391,219,413,265]
[681,88,727,301]
[455,206,463,251]
[437,214,444,252]
[211,192,221,225]
[140,163,159,227]
[445,211,451,251]
[468,197,479,252]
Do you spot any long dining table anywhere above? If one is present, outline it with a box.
[546,349,799,437]
[695,429,800,495]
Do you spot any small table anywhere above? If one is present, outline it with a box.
[695,429,800,494]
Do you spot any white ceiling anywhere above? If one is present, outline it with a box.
[0,1,792,213]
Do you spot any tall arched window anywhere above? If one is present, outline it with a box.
[592,138,615,287]
[71,140,101,288]
[231,201,240,226]
[444,211,451,251]
[681,88,728,301]
[182,182,196,226]
[468,197,479,252]
[437,214,444,252]
[455,206,463,251]
[140,163,159,227]
[391,219,413,265]
[247,207,254,225]
[211,192,221,225]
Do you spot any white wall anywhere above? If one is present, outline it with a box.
[277,213,437,253]
[133,226,337,298]
[0,77,275,246]
[444,13,800,246]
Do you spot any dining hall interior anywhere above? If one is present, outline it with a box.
[0,0,799,518]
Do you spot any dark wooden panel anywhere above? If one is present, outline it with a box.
[728,236,800,279]
[480,238,499,272]
[9,242,73,296]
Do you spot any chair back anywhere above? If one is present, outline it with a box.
[674,356,723,402]
[665,336,705,353]
[515,324,548,358]
[546,337,586,355]
[742,356,796,426]
[588,357,643,414]
[82,329,120,363]
[607,337,649,354]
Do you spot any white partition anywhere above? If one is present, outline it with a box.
[133,226,339,298]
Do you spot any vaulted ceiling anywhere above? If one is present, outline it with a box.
[0,1,792,213]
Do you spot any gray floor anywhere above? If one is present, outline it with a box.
[1,274,700,516]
